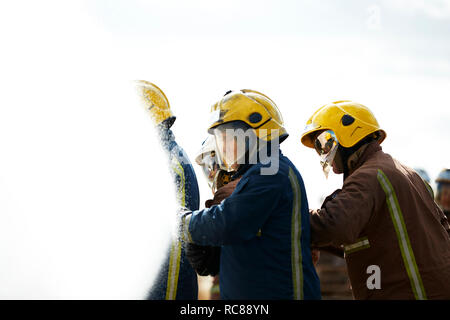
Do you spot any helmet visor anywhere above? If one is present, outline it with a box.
[212,122,257,172]
[314,130,339,178]
[197,150,220,189]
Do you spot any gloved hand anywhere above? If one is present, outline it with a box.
[185,243,221,276]
[178,208,221,276]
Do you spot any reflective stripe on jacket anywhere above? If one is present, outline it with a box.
[147,128,200,300]
[184,150,321,300]
[311,142,450,299]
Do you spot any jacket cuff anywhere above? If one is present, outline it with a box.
[181,213,194,243]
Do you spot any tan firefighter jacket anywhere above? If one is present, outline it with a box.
[310,142,450,299]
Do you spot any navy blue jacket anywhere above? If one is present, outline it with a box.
[184,150,321,299]
[148,128,200,300]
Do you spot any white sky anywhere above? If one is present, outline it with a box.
[0,0,449,298]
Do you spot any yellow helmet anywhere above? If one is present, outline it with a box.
[301,100,386,149]
[208,89,288,142]
[135,80,175,127]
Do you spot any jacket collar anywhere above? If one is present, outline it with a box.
[347,141,382,177]
[232,163,252,180]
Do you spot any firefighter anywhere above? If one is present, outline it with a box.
[186,136,237,299]
[180,89,321,300]
[135,81,200,300]
[301,100,450,299]
[436,169,450,219]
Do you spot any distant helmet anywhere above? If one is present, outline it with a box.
[135,80,175,127]
[301,100,386,149]
[436,169,450,212]
[436,169,450,185]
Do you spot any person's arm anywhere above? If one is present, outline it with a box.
[183,174,282,246]
[322,246,345,258]
[185,178,240,276]
[310,171,379,247]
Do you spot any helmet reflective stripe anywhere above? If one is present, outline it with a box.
[288,167,304,300]
[377,169,427,300]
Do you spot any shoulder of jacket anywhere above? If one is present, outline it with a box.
[347,151,405,190]
[345,163,380,188]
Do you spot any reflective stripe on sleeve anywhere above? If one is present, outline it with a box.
[165,240,182,300]
[164,158,186,300]
[172,158,186,207]
[182,214,193,243]
[344,237,370,255]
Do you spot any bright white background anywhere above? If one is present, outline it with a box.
[0,0,449,298]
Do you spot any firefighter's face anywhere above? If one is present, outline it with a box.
[220,134,239,171]
[332,160,341,174]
